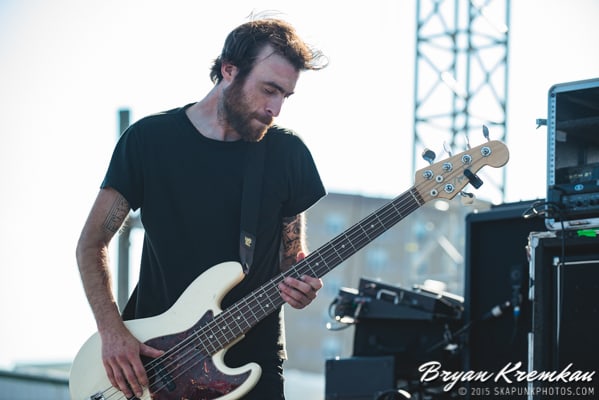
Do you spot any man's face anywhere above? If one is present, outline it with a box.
[221,46,299,142]
[221,74,270,142]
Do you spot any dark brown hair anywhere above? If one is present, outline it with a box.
[210,18,327,84]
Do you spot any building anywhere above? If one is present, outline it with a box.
[0,363,69,400]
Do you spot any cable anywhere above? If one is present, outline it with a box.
[425,301,512,354]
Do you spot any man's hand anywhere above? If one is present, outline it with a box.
[279,274,323,309]
[100,325,164,398]
[278,251,323,309]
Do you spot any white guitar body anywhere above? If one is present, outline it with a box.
[69,261,261,400]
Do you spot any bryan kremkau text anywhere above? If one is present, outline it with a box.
[418,361,596,392]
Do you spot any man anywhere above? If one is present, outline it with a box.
[76,17,328,399]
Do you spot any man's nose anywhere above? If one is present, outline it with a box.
[266,97,284,118]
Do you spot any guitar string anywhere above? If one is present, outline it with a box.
[91,140,500,395]
[138,186,426,396]
[155,144,496,391]
[94,173,452,398]
[96,185,427,399]
[139,192,420,396]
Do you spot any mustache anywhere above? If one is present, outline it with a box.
[254,113,273,126]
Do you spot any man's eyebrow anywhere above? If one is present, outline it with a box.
[266,81,294,97]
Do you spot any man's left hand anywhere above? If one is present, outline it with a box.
[279,274,323,309]
[278,251,323,309]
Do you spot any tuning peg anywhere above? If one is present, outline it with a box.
[422,148,436,165]
[464,133,471,150]
[460,191,475,205]
[443,142,453,157]
[482,125,490,141]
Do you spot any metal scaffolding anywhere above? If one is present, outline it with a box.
[413,0,510,202]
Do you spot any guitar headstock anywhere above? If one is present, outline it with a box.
[414,140,509,203]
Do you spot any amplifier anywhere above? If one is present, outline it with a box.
[329,278,464,379]
[546,77,599,230]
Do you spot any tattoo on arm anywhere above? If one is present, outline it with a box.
[102,195,130,234]
[280,214,306,271]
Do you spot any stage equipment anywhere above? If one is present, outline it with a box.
[324,356,396,400]
[528,231,599,399]
[464,201,546,373]
[546,77,599,230]
[329,278,464,381]
[327,278,464,399]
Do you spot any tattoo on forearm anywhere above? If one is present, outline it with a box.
[280,214,306,270]
[102,196,130,234]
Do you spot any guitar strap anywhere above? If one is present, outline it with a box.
[239,140,266,274]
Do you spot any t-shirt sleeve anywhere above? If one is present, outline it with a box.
[281,135,326,217]
[100,124,144,210]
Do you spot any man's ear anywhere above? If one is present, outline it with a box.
[221,62,238,83]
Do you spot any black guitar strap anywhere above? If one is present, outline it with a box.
[239,140,266,274]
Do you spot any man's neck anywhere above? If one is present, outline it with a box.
[185,87,241,142]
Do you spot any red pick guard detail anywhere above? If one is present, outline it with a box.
[143,310,250,400]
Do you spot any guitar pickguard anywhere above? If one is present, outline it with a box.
[143,310,251,400]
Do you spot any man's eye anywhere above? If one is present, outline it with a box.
[264,88,274,94]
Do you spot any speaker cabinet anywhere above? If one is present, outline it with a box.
[325,356,395,400]
[352,318,461,379]
[464,201,546,374]
[528,232,599,398]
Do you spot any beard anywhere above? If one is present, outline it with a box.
[220,77,273,142]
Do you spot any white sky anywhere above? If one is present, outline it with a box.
[1,0,598,368]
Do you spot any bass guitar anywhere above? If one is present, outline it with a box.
[70,139,509,400]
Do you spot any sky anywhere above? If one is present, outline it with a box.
[1,0,598,368]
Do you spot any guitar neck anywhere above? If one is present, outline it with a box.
[205,186,424,350]
[293,186,424,279]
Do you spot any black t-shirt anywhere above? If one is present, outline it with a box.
[101,103,326,367]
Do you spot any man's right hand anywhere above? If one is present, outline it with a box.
[100,325,164,398]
